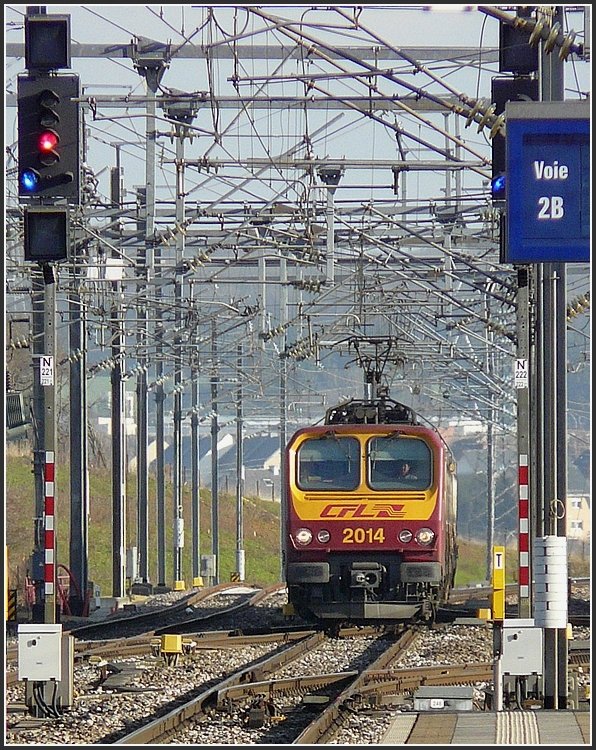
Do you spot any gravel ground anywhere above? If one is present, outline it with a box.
[6,584,590,745]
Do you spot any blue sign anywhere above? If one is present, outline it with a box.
[504,101,589,264]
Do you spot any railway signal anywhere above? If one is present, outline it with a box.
[25,13,71,71]
[23,206,70,263]
[17,73,80,202]
[490,76,538,203]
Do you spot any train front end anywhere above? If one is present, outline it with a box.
[283,418,457,624]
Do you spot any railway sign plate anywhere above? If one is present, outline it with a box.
[514,358,528,389]
[40,355,54,386]
[504,101,590,264]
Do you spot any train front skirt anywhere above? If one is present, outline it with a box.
[286,558,442,622]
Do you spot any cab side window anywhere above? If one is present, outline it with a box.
[297,436,360,490]
[368,437,431,490]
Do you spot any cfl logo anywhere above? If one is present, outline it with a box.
[321,503,404,519]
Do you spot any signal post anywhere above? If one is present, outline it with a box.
[17,8,81,624]
[15,8,82,719]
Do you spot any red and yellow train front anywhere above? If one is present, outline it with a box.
[284,423,454,622]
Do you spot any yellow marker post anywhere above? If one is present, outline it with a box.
[491,545,505,621]
[491,545,506,711]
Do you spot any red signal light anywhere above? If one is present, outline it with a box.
[37,129,59,165]
[38,130,59,151]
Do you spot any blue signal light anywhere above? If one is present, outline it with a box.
[491,173,506,200]
[19,168,41,193]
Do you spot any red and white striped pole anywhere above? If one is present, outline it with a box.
[44,450,56,619]
[518,453,530,605]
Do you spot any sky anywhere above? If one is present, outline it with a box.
[4,4,591,423]
[5,5,590,198]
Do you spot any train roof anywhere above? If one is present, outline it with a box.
[324,397,419,426]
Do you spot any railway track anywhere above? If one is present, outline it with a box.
[112,629,331,743]
[5,580,590,744]
[6,582,288,660]
[108,625,429,743]
[64,582,287,640]
[6,583,290,691]
[5,579,589,679]
[6,618,590,744]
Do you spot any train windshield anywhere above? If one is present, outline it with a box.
[297,436,360,490]
[367,437,432,490]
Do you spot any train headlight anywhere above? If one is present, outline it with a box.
[415,527,435,545]
[317,530,330,543]
[399,529,413,543]
[295,528,313,545]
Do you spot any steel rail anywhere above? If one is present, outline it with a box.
[292,626,419,744]
[113,630,326,744]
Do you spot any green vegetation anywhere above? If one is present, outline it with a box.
[6,451,588,599]
[455,538,589,585]
[453,539,491,586]
[6,452,282,596]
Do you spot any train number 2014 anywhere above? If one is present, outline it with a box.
[342,527,385,544]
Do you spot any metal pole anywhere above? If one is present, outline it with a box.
[129,186,148,596]
[68,258,88,616]
[137,87,157,587]
[325,186,335,284]
[493,624,504,711]
[542,261,559,708]
[259,246,267,348]
[110,295,127,600]
[532,264,544,541]
[235,344,245,581]
[485,291,494,583]
[42,265,57,624]
[172,133,185,589]
[110,164,127,601]
[443,112,452,207]
[555,259,568,709]
[190,280,202,585]
[485,417,494,583]
[30,269,45,623]
[454,115,462,214]
[539,6,567,710]
[155,321,167,589]
[279,356,287,583]
[210,322,219,584]
[279,247,288,582]
[152,164,166,590]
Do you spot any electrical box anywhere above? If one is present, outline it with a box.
[200,555,216,577]
[18,623,62,681]
[24,632,74,711]
[500,618,543,676]
[87,581,101,611]
[126,547,139,580]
